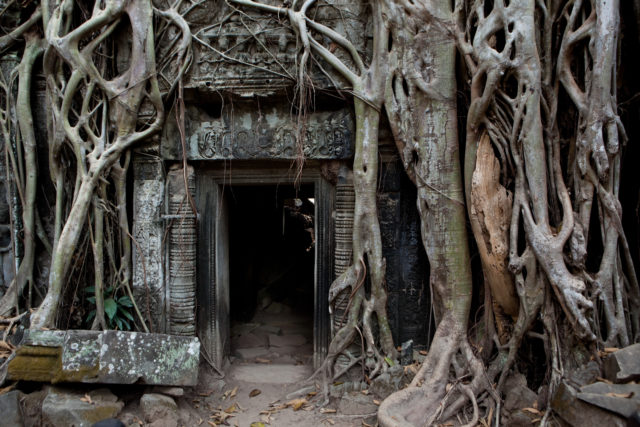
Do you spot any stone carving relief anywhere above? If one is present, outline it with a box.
[183,1,369,95]
[162,103,354,161]
[194,115,351,160]
[132,159,165,333]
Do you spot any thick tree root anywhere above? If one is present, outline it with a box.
[379,314,492,426]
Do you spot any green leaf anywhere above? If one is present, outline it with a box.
[104,298,117,320]
[85,286,95,294]
[121,318,130,330]
[105,285,115,294]
[87,296,96,304]
[86,309,96,323]
[384,356,395,367]
[115,317,123,330]
[118,296,133,307]
[119,308,134,321]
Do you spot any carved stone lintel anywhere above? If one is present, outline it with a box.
[162,104,354,161]
[166,166,197,336]
[132,158,165,333]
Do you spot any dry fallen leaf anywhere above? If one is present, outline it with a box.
[373,399,381,406]
[605,392,634,398]
[0,383,17,396]
[230,386,238,398]
[260,412,272,424]
[225,403,237,413]
[256,358,271,364]
[79,394,94,405]
[323,419,335,425]
[604,347,619,353]
[361,389,370,395]
[249,389,262,397]
[0,340,14,351]
[522,407,542,415]
[419,350,428,356]
[287,398,307,411]
[250,423,265,427]
[320,408,337,414]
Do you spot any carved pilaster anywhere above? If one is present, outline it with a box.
[132,158,165,332]
[332,175,360,370]
[166,165,197,336]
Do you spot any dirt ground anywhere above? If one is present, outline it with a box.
[151,362,379,427]
[117,304,381,427]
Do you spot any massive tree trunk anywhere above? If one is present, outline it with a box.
[379,2,488,424]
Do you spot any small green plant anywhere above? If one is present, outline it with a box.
[85,286,135,330]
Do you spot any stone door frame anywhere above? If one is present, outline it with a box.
[196,165,334,370]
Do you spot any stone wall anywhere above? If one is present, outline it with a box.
[378,160,432,348]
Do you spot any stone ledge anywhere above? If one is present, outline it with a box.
[7,330,200,386]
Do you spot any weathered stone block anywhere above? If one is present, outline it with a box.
[369,365,405,399]
[551,382,626,426]
[578,382,640,418]
[337,391,378,415]
[0,390,24,427]
[140,393,178,426]
[604,343,640,383]
[503,373,538,413]
[8,330,200,386]
[132,158,165,333]
[149,386,184,397]
[41,387,123,427]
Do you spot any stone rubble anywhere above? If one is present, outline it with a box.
[41,387,124,427]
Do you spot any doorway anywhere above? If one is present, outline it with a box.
[227,185,314,365]
[196,167,333,370]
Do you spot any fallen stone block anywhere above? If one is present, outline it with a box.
[149,386,184,397]
[551,382,626,426]
[503,373,538,413]
[140,393,178,427]
[42,386,123,427]
[337,391,378,415]
[578,381,640,418]
[604,343,640,383]
[8,330,200,386]
[370,365,405,399]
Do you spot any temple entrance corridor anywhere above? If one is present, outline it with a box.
[227,184,315,366]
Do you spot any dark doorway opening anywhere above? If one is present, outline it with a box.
[227,184,315,365]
